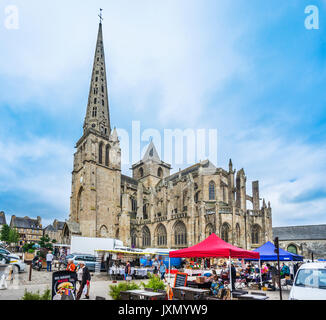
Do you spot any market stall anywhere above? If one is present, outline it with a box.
[169,233,260,299]
[95,249,160,280]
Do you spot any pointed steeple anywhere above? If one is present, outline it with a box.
[143,141,160,162]
[83,21,111,136]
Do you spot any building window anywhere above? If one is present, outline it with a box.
[156,224,167,246]
[139,167,144,178]
[142,226,151,247]
[94,98,97,104]
[102,99,104,106]
[209,181,215,200]
[174,221,187,246]
[157,167,163,178]
[221,223,230,243]
[205,224,214,238]
[105,144,109,166]
[101,85,104,93]
[251,224,261,244]
[194,191,200,203]
[92,107,97,117]
[287,244,298,255]
[95,77,98,82]
[99,142,103,164]
[131,230,137,248]
[143,203,149,220]
[131,198,137,212]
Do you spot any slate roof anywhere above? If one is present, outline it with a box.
[0,212,6,225]
[273,225,326,241]
[45,225,55,231]
[55,221,65,230]
[121,174,138,187]
[11,216,42,229]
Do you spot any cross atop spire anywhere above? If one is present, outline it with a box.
[83,21,111,136]
[98,8,103,24]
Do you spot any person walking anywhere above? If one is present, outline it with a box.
[66,259,76,272]
[76,262,91,300]
[46,250,54,272]
[230,263,237,290]
[160,260,167,282]
[125,261,131,281]
[152,258,159,276]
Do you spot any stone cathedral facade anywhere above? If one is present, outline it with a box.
[62,22,273,250]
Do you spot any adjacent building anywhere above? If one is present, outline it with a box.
[0,211,6,232]
[63,21,273,250]
[44,219,65,243]
[273,225,326,259]
[10,215,43,245]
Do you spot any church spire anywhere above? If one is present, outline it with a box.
[83,17,111,136]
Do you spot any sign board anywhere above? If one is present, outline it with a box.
[52,271,77,300]
[173,272,188,288]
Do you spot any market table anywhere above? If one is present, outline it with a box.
[172,286,210,300]
[236,294,269,300]
[121,289,167,300]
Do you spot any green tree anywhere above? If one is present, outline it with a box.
[8,228,20,244]
[0,224,10,242]
[39,235,53,250]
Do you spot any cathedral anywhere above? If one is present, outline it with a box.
[62,22,273,250]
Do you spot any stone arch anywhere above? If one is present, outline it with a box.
[157,167,163,178]
[205,223,215,238]
[173,220,187,247]
[99,225,108,238]
[287,243,298,255]
[251,224,261,245]
[99,141,103,164]
[155,223,167,247]
[139,167,144,178]
[142,226,151,247]
[221,222,231,243]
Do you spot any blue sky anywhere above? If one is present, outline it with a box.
[0,0,326,228]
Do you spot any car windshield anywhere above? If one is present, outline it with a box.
[295,269,326,289]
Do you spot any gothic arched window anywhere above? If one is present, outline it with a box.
[158,167,163,178]
[131,229,137,248]
[142,226,151,247]
[194,191,200,203]
[139,167,144,178]
[143,203,149,220]
[99,142,103,164]
[205,224,214,238]
[100,225,108,238]
[221,223,230,243]
[131,197,137,213]
[92,107,97,117]
[105,144,110,166]
[209,181,216,200]
[251,224,261,244]
[156,224,167,246]
[174,221,187,246]
[287,244,298,255]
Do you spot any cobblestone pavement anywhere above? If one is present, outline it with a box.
[0,269,289,300]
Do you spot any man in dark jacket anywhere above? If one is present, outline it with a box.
[230,264,237,290]
[76,261,91,300]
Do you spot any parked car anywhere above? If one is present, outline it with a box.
[0,253,26,273]
[289,262,326,300]
[65,253,98,272]
[0,248,19,260]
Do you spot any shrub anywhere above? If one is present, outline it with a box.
[109,282,140,300]
[22,289,51,300]
[141,273,166,292]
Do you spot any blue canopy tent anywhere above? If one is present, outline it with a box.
[246,241,303,261]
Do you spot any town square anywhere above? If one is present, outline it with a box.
[0,0,326,307]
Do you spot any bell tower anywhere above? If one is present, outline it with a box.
[69,18,121,238]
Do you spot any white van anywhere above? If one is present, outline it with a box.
[289,262,326,300]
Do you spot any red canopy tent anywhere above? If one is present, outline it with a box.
[169,233,260,259]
